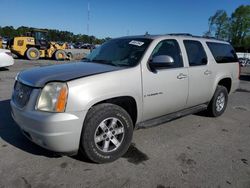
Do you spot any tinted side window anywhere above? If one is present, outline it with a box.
[151,39,183,68]
[184,40,207,66]
[206,42,238,63]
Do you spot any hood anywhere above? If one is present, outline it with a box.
[18,62,123,87]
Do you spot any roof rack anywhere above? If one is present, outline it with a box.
[168,33,192,36]
[166,33,226,42]
[195,35,226,41]
[202,36,218,40]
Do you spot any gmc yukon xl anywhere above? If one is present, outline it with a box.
[11,34,239,163]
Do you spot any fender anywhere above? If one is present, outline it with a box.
[211,74,232,99]
[66,66,143,123]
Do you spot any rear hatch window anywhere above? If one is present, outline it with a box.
[206,42,238,63]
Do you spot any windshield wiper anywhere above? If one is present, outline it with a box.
[91,59,117,66]
[82,57,91,62]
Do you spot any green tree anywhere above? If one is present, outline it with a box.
[0,26,16,38]
[16,26,30,36]
[0,25,108,44]
[205,5,250,49]
[206,10,229,40]
[230,5,250,48]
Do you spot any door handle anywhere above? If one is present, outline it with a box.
[204,70,212,75]
[177,73,187,79]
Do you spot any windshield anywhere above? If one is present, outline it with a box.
[34,31,48,41]
[84,38,152,67]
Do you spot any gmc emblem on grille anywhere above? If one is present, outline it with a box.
[17,90,24,99]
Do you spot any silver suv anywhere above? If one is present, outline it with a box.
[11,34,240,163]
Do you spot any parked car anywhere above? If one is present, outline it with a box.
[236,52,250,60]
[80,43,95,50]
[73,42,84,49]
[66,42,75,49]
[0,49,14,68]
[11,34,239,163]
[238,57,250,67]
[2,37,9,49]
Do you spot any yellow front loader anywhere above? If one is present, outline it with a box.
[9,29,67,60]
[0,37,2,49]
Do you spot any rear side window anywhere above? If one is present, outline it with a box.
[184,40,207,66]
[206,42,238,63]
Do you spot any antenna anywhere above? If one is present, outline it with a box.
[126,30,130,36]
[87,2,90,36]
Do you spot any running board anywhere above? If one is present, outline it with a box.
[136,104,208,129]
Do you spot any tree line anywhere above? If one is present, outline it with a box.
[1,5,249,49]
[204,5,250,50]
[0,26,111,44]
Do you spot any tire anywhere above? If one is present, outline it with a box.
[67,52,73,61]
[207,85,228,117]
[26,47,40,60]
[54,50,66,60]
[79,103,133,163]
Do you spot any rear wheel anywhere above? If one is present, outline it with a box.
[79,103,133,163]
[207,85,228,117]
[54,50,66,60]
[26,47,40,60]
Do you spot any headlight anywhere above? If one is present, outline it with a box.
[36,82,68,112]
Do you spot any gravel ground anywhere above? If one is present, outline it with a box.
[0,60,250,188]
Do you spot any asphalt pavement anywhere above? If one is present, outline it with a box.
[0,60,250,188]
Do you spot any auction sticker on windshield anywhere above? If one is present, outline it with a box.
[129,40,144,46]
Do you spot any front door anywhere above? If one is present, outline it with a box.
[142,39,189,121]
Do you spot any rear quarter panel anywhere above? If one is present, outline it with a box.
[212,62,239,95]
[203,40,240,97]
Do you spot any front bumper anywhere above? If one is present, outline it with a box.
[11,100,87,154]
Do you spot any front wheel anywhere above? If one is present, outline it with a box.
[26,47,40,60]
[79,103,133,163]
[54,50,66,60]
[207,85,228,117]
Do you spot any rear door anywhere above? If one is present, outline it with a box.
[183,40,214,107]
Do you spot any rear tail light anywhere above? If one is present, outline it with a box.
[5,52,12,56]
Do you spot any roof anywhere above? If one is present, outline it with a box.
[30,28,49,33]
[118,33,229,44]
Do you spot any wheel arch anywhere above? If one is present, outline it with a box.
[26,44,41,49]
[212,75,232,96]
[90,96,138,126]
[217,78,232,94]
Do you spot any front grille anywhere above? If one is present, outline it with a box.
[12,81,33,108]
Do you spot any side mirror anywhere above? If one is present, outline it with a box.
[149,55,174,69]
